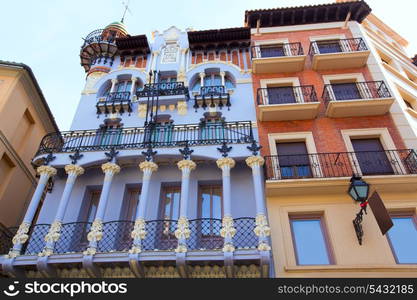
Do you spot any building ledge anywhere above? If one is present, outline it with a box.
[252,55,306,74]
[258,102,320,121]
[325,97,394,118]
[311,50,370,71]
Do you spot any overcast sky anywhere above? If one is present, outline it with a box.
[1,0,416,130]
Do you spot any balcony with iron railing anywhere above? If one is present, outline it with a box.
[136,82,189,104]
[251,43,306,73]
[34,121,253,157]
[256,85,320,121]
[264,149,417,195]
[309,38,370,71]
[323,81,394,117]
[96,91,132,115]
[193,86,231,110]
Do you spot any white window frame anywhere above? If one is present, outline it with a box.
[322,73,367,101]
[341,128,406,176]
[268,132,323,179]
[254,38,292,58]
[260,77,304,104]
[310,34,349,54]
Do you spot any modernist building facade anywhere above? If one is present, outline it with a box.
[1,0,417,279]
[0,61,58,253]
[1,22,271,278]
[247,0,417,277]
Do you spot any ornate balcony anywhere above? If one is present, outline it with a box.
[136,81,189,104]
[251,43,306,73]
[256,86,320,121]
[193,86,231,110]
[35,121,253,156]
[96,92,132,115]
[309,38,370,71]
[323,81,394,117]
[264,149,417,195]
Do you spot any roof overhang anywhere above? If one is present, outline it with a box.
[187,27,250,52]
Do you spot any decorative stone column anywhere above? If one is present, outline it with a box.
[174,159,196,253]
[199,72,205,87]
[130,77,138,100]
[129,161,158,254]
[216,157,236,253]
[246,156,271,251]
[110,78,118,93]
[178,48,188,83]
[151,50,160,71]
[38,164,84,257]
[83,162,120,256]
[220,71,226,87]
[6,165,57,258]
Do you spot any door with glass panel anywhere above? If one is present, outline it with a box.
[76,190,100,251]
[117,188,140,250]
[351,139,394,175]
[198,185,223,249]
[316,40,342,54]
[267,86,296,104]
[260,44,285,58]
[158,186,181,249]
[331,82,361,100]
[276,142,312,179]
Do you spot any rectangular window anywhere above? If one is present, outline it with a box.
[290,216,332,265]
[387,214,417,264]
[276,142,312,179]
[317,40,342,54]
[331,83,361,100]
[260,45,285,58]
[122,188,140,221]
[158,186,181,250]
[351,138,393,175]
[86,190,101,223]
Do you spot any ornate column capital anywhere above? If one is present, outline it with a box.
[216,157,235,169]
[131,77,139,83]
[199,72,205,79]
[219,71,226,77]
[245,156,265,168]
[111,78,118,84]
[177,159,196,172]
[139,161,158,173]
[101,162,121,175]
[37,165,57,177]
[64,164,85,176]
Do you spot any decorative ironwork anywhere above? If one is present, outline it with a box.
[69,150,83,165]
[43,152,56,166]
[137,81,189,99]
[35,121,253,156]
[257,85,318,105]
[353,201,368,245]
[264,149,417,180]
[251,42,303,59]
[54,222,91,254]
[142,144,157,161]
[179,142,194,160]
[194,85,231,111]
[96,92,132,116]
[217,142,232,157]
[309,38,368,56]
[23,224,50,255]
[104,147,119,162]
[247,139,262,156]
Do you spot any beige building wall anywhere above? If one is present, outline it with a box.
[0,62,58,227]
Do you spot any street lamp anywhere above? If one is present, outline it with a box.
[348,175,369,203]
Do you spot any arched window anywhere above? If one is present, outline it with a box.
[191,72,235,92]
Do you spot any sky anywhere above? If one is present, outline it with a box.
[1,0,417,131]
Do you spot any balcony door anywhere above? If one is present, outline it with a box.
[331,82,361,100]
[267,86,296,104]
[199,120,226,143]
[115,188,140,251]
[260,44,285,58]
[351,138,394,175]
[316,40,342,54]
[95,125,123,148]
[198,185,223,249]
[276,142,312,179]
[158,186,181,249]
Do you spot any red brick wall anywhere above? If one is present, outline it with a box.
[251,27,405,156]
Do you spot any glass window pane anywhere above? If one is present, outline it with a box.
[388,217,417,263]
[213,75,221,86]
[201,192,211,218]
[212,188,222,219]
[291,219,331,265]
[172,191,180,220]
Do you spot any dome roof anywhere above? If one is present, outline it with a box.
[104,21,128,36]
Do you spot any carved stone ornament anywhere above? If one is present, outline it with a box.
[131,218,147,240]
[128,246,142,254]
[101,162,121,175]
[87,220,103,242]
[245,156,265,168]
[138,104,147,118]
[216,157,236,169]
[12,222,31,245]
[177,159,196,171]
[175,244,188,253]
[83,247,97,256]
[220,216,236,239]
[37,165,57,177]
[139,161,158,173]
[258,242,271,251]
[64,164,85,176]
[174,217,191,240]
[38,247,54,257]
[222,243,235,253]
[254,214,271,238]
[177,101,187,115]
[44,220,62,243]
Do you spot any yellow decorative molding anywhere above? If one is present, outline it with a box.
[128,246,142,254]
[168,104,175,111]
[222,243,235,253]
[131,218,147,240]
[37,165,57,177]
[44,220,62,243]
[245,156,265,168]
[101,162,121,175]
[254,214,271,238]
[177,101,188,115]
[175,244,188,253]
[174,217,191,240]
[64,164,85,176]
[220,216,236,239]
[138,104,147,118]
[216,157,236,169]
[83,247,97,256]
[38,247,54,257]
[177,159,197,171]
[139,161,158,172]
[87,219,103,242]
[12,222,31,245]
[257,242,271,251]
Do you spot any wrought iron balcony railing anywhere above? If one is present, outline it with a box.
[81,29,116,49]
[136,81,189,99]
[257,86,318,105]
[19,218,257,255]
[322,81,391,105]
[264,149,417,180]
[251,42,304,59]
[194,86,231,110]
[35,121,253,156]
[309,38,368,56]
[96,92,132,115]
